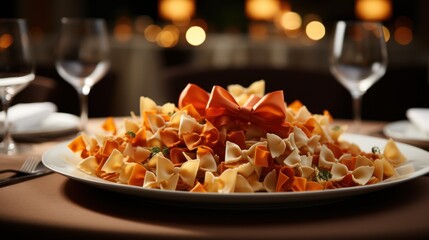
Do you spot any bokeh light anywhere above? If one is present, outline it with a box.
[113,16,133,42]
[157,25,180,48]
[144,24,162,42]
[355,0,392,21]
[0,34,13,49]
[186,26,206,46]
[246,0,281,21]
[394,26,413,45]
[382,26,390,42]
[393,16,413,45]
[279,11,302,30]
[159,0,195,22]
[305,21,325,41]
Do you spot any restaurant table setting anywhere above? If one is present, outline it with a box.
[0,16,428,236]
[1,79,429,239]
[0,102,80,142]
[383,108,429,150]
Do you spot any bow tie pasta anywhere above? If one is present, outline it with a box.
[68,80,407,193]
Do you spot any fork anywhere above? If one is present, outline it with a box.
[0,156,42,176]
[0,156,53,187]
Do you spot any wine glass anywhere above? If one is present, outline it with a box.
[0,19,35,155]
[329,21,387,132]
[55,18,110,133]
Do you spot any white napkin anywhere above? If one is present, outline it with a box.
[406,108,429,135]
[0,102,57,131]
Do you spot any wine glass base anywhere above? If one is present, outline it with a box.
[0,141,32,156]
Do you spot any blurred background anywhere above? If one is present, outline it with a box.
[1,0,429,121]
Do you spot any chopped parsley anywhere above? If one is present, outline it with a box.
[316,168,332,182]
[125,131,136,138]
[150,146,169,157]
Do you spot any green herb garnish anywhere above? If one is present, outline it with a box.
[125,131,136,138]
[316,168,332,182]
[150,146,169,157]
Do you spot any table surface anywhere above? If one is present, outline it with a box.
[1,118,428,239]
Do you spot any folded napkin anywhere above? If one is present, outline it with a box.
[0,102,57,131]
[406,108,429,135]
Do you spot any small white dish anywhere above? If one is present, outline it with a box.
[383,120,429,148]
[0,112,80,140]
[0,102,57,131]
[406,108,429,135]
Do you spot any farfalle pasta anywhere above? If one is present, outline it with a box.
[68,80,407,193]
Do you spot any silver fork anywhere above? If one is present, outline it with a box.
[0,156,53,187]
[0,156,42,176]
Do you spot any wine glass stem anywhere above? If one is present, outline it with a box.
[1,97,16,154]
[79,92,89,133]
[351,94,362,133]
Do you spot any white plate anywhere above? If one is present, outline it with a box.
[42,133,429,209]
[0,113,80,141]
[383,120,429,148]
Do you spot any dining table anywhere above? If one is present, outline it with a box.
[1,117,428,240]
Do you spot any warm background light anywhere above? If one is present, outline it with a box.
[305,21,325,40]
[159,0,195,22]
[382,26,390,42]
[113,16,133,42]
[355,0,392,21]
[0,34,13,49]
[144,24,162,42]
[393,15,413,45]
[246,0,281,20]
[394,27,413,45]
[157,25,180,48]
[186,26,206,46]
[279,11,302,30]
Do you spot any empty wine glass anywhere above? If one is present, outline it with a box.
[0,19,35,155]
[329,21,387,132]
[55,18,110,133]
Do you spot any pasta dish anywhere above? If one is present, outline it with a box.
[66,80,407,193]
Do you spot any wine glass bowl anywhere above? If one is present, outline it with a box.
[0,18,35,155]
[55,18,110,132]
[329,21,387,132]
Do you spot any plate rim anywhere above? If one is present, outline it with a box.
[42,133,429,208]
